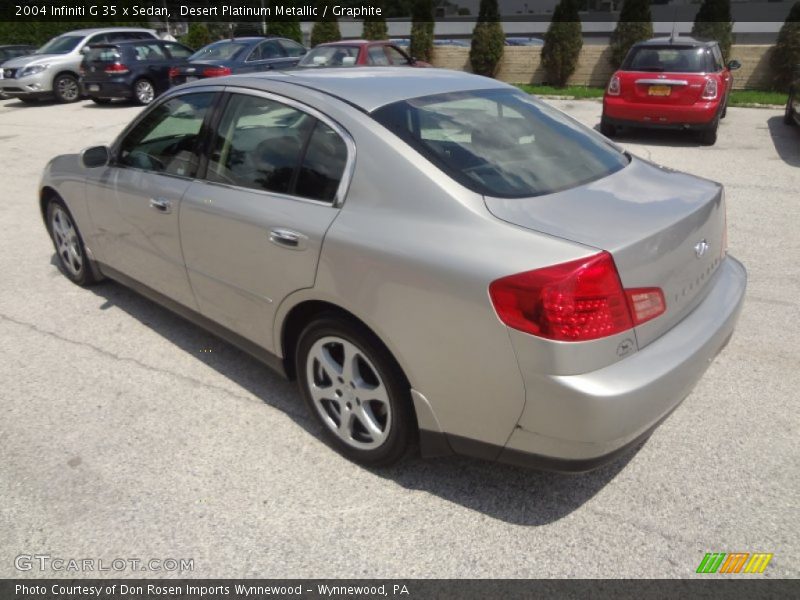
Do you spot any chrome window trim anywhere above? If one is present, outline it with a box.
[208,85,356,208]
[635,79,689,86]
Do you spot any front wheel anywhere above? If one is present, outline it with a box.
[53,74,80,103]
[46,198,98,286]
[785,92,796,126]
[296,316,416,467]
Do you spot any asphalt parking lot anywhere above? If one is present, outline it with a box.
[0,94,798,579]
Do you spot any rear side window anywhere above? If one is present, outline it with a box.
[248,41,283,61]
[118,93,214,177]
[386,46,410,65]
[372,89,629,198]
[189,41,247,61]
[206,93,348,202]
[86,47,121,62]
[132,43,167,61]
[623,46,710,73]
[279,40,306,57]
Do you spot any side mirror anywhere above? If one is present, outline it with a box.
[727,59,741,71]
[81,145,109,168]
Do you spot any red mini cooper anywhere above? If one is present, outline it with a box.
[601,36,740,145]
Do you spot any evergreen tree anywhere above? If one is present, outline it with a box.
[410,0,435,63]
[770,1,800,92]
[692,0,734,61]
[363,1,388,40]
[541,0,583,87]
[310,1,341,46]
[181,23,213,50]
[267,21,303,44]
[469,0,505,77]
[609,0,653,69]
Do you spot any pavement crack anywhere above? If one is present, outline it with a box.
[0,311,305,419]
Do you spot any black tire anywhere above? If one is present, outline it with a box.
[45,197,98,286]
[785,92,796,126]
[132,78,155,105]
[90,97,112,105]
[295,315,416,467]
[53,73,81,103]
[600,116,616,138]
[698,119,719,146]
[720,101,727,120]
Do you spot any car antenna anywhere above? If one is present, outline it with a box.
[669,7,678,43]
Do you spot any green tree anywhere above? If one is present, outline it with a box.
[541,0,583,87]
[469,0,505,77]
[691,0,734,61]
[268,21,303,44]
[410,0,435,62]
[609,0,653,69]
[363,3,389,41]
[310,1,341,46]
[180,23,213,50]
[770,1,800,91]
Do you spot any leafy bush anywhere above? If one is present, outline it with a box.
[541,0,583,87]
[181,23,213,50]
[770,1,800,92]
[691,0,734,61]
[609,0,653,69]
[469,0,505,77]
[410,0,435,63]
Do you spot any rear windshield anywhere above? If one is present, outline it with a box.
[86,46,121,62]
[372,89,629,198]
[189,41,248,61]
[298,45,360,67]
[622,45,713,73]
[37,35,82,55]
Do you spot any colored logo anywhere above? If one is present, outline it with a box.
[696,552,773,574]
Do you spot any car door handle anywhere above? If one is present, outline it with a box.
[149,197,172,213]
[269,228,307,250]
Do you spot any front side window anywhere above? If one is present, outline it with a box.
[298,45,359,67]
[248,41,283,62]
[117,92,214,177]
[164,42,192,59]
[207,93,348,202]
[372,89,629,198]
[367,45,390,66]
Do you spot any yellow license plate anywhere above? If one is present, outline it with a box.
[648,85,671,96]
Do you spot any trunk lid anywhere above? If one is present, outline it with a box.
[618,70,709,106]
[484,157,726,348]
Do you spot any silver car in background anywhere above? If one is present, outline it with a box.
[39,69,746,470]
[0,27,157,103]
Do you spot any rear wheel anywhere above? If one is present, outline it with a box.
[46,198,98,286]
[53,74,80,103]
[133,78,155,105]
[296,316,416,467]
[785,91,796,126]
[698,119,719,146]
[600,116,616,138]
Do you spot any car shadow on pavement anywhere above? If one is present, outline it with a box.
[766,116,800,167]
[84,275,637,526]
[596,124,706,148]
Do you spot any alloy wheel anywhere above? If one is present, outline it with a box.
[55,76,79,102]
[50,205,83,277]
[135,80,155,105]
[305,336,392,450]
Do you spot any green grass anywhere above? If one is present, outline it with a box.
[515,84,788,107]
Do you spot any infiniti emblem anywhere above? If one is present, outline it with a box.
[694,239,710,258]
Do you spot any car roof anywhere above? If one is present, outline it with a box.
[193,67,511,112]
[314,40,386,47]
[56,28,156,36]
[89,39,174,47]
[633,36,715,48]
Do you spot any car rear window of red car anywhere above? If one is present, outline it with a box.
[622,46,713,73]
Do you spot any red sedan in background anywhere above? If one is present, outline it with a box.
[601,36,740,145]
[297,40,431,69]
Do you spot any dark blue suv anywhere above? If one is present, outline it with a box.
[80,40,194,105]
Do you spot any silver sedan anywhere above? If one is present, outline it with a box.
[39,68,746,470]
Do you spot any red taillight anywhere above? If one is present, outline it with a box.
[607,74,621,96]
[168,67,180,78]
[202,66,232,77]
[625,288,666,326]
[104,62,129,74]
[701,78,718,100]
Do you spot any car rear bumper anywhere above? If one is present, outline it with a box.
[495,255,746,471]
[81,80,132,99]
[603,96,721,129]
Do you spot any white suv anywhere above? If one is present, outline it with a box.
[0,28,157,103]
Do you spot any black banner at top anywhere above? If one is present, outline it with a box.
[0,0,797,23]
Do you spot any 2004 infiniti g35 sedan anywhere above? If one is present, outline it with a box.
[40,68,746,470]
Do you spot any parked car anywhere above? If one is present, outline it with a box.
[785,65,800,127]
[40,69,745,470]
[601,36,741,145]
[297,40,430,69]
[505,37,544,46]
[168,37,306,85]
[0,28,158,103]
[433,39,471,48]
[0,45,36,99]
[80,40,194,105]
